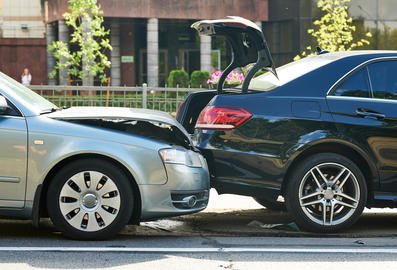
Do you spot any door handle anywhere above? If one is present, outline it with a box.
[356,108,385,120]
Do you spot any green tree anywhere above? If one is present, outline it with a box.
[48,0,111,85]
[296,0,372,60]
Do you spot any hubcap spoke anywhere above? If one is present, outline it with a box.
[97,208,116,227]
[335,199,356,209]
[67,209,85,229]
[322,201,327,225]
[310,170,323,189]
[315,166,329,185]
[300,191,322,201]
[338,172,351,189]
[65,180,81,195]
[83,172,91,188]
[60,201,80,216]
[301,198,324,207]
[337,192,358,203]
[87,172,103,192]
[102,195,121,209]
[97,179,118,197]
[96,176,108,191]
[86,212,102,231]
[330,168,347,186]
[70,173,86,193]
[329,201,335,225]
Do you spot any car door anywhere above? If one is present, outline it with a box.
[0,96,27,207]
[327,59,397,192]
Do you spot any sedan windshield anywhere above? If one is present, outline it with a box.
[247,56,334,91]
[0,72,57,113]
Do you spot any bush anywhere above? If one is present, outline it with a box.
[167,70,189,88]
[189,70,210,88]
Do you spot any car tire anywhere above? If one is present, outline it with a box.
[47,158,134,240]
[254,197,286,211]
[286,153,367,233]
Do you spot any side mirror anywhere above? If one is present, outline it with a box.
[0,96,9,114]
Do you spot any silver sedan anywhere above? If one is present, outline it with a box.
[0,72,209,240]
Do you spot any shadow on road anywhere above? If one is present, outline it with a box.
[0,208,396,239]
[140,208,397,238]
[0,209,396,268]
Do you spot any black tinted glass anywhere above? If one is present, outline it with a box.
[334,69,370,98]
[368,61,397,100]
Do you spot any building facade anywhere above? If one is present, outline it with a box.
[46,0,268,86]
[0,0,47,84]
[265,0,397,66]
[349,0,397,50]
[2,0,397,86]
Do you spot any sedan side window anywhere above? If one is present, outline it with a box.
[333,68,371,98]
[0,95,22,117]
[368,61,397,100]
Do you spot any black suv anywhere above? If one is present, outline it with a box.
[177,16,397,233]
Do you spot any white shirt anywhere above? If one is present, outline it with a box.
[21,74,31,86]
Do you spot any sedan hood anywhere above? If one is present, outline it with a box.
[48,106,192,139]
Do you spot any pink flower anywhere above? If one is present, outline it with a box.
[207,69,244,85]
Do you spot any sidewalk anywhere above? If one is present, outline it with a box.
[204,189,262,212]
[134,189,397,238]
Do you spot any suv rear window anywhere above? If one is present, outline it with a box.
[247,56,333,91]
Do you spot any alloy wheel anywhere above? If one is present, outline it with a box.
[298,162,360,226]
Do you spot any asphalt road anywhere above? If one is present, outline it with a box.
[0,190,397,269]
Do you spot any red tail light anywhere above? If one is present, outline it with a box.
[195,106,252,130]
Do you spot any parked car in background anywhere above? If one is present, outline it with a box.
[0,73,209,239]
[177,16,397,233]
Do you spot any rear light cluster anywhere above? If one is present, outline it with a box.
[195,106,252,130]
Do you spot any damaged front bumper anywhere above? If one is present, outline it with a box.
[139,150,210,221]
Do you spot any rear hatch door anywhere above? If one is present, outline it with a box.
[191,16,276,94]
[177,16,275,133]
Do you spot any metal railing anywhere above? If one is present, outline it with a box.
[29,84,207,113]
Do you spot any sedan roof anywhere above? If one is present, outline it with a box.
[315,50,397,60]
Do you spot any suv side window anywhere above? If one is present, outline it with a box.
[333,68,371,98]
[367,61,397,100]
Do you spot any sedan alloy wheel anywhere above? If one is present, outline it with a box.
[286,153,367,233]
[299,162,360,226]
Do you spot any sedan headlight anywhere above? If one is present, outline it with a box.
[159,148,203,168]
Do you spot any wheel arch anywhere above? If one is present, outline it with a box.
[37,153,142,225]
[281,140,379,202]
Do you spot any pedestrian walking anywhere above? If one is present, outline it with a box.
[21,68,32,86]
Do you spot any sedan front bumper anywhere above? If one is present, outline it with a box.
[139,161,210,221]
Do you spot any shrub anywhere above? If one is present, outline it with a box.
[167,69,189,88]
[189,70,210,88]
